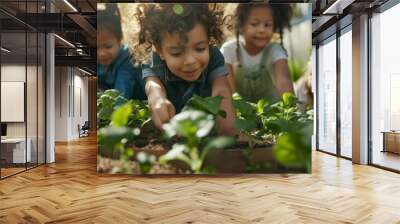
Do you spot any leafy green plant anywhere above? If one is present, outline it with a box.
[159,110,234,174]
[258,93,312,136]
[98,102,140,173]
[260,93,313,172]
[233,92,313,172]
[232,93,261,148]
[97,89,151,129]
[273,119,312,172]
[98,100,154,174]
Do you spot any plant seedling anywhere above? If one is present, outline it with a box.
[160,110,234,174]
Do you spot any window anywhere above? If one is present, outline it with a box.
[317,35,337,154]
[339,27,352,158]
[370,2,400,171]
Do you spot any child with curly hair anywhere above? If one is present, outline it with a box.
[97,3,146,100]
[221,3,294,103]
[136,3,236,136]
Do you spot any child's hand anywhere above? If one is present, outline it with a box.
[145,77,175,130]
[149,97,176,130]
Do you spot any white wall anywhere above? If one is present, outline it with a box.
[1,64,46,164]
[55,66,69,141]
[54,67,89,141]
[1,65,26,139]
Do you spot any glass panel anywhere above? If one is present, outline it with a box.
[0,0,46,178]
[26,0,40,169]
[312,45,317,151]
[371,3,400,171]
[339,28,352,158]
[27,31,38,169]
[317,36,337,154]
[38,32,45,165]
[1,32,27,177]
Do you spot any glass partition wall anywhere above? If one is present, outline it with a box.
[316,25,353,159]
[0,1,46,179]
[317,34,337,155]
[339,26,352,159]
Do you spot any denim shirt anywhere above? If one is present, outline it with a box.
[97,44,147,100]
[142,46,228,112]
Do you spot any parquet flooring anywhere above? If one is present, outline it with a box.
[0,135,400,223]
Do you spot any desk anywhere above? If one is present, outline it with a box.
[1,138,31,163]
[381,131,400,154]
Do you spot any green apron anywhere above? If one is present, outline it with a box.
[233,44,279,103]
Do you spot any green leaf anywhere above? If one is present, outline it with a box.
[186,95,224,117]
[282,92,297,107]
[159,144,191,166]
[103,89,121,98]
[139,163,151,174]
[196,118,215,138]
[235,118,257,132]
[257,98,269,114]
[97,126,138,150]
[233,99,255,117]
[273,133,303,166]
[162,110,214,139]
[111,103,133,127]
[114,96,129,107]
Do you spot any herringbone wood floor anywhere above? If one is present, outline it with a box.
[1,136,399,224]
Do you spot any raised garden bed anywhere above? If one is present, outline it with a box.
[98,140,305,174]
[97,90,312,174]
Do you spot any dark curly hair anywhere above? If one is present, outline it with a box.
[97,3,123,40]
[233,3,293,62]
[134,3,226,62]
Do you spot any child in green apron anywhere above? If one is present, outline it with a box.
[221,3,294,103]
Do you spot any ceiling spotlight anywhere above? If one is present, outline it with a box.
[1,47,11,53]
[78,67,92,76]
[322,0,355,15]
[54,34,75,48]
[63,0,78,12]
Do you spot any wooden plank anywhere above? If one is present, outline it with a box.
[0,135,400,223]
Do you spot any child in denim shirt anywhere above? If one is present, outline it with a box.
[97,3,146,100]
[136,3,236,135]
